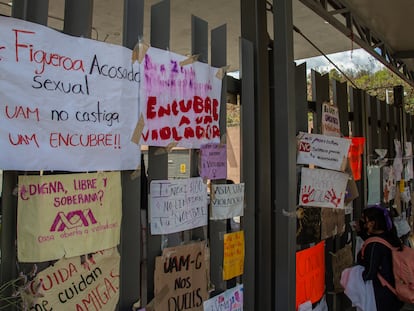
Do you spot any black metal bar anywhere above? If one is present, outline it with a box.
[311,70,329,134]
[240,0,272,309]
[296,62,308,133]
[146,0,170,303]
[273,0,296,309]
[63,0,93,38]
[332,79,349,137]
[240,37,255,311]
[209,23,228,294]
[123,0,144,50]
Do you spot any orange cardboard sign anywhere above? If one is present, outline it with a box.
[296,241,325,309]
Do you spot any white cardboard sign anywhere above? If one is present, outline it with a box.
[297,132,351,171]
[299,167,349,208]
[150,177,208,234]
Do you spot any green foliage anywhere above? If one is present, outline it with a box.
[327,68,414,113]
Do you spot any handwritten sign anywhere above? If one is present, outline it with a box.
[23,248,120,311]
[154,241,209,311]
[17,172,121,262]
[367,165,381,205]
[299,167,348,208]
[223,231,244,280]
[331,244,353,291]
[296,241,325,309]
[139,47,222,148]
[383,166,396,203]
[150,177,208,234]
[320,207,345,239]
[406,142,413,180]
[210,183,244,220]
[296,132,351,171]
[203,284,243,311]
[200,143,227,180]
[0,16,141,171]
[321,102,341,137]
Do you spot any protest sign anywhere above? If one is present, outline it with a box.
[210,183,244,220]
[200,143,227,180]
[331,244,353,292]
[139,47,222,148]
[296,241,325,309]
[203,284,243,311]
[383,166,396,203]
[296,207,321,245]
[405,142,413,180]
[154,241,209,311]
[367,165,381,205]
[321,102,341,137]
[223,231,244,280]
[0,16,140,171]
[23,248,120,311]
[299,167,348,208]
[320,207,345,239]
[296,132,351,171]
[17,172,121,262]
[150,177,208,234]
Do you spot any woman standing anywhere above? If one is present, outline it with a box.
[357,206,404,311]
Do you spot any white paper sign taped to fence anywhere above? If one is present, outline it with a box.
[296,132,351,171]
[150,177,208,234]
[210,183,245,220]
[299,167,348,208]
[0,16,140,171]
[139,47,223,148]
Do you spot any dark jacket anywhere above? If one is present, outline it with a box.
[357,232,404,311]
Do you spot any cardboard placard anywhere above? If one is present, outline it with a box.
[154,241,209,311]
[23,248,120,310]
[17,172,121,262]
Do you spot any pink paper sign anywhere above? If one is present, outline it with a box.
[200,143,227,180]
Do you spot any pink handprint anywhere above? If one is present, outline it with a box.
[301,185,315,204]
[325,188,342,207]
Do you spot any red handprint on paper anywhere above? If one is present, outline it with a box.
[301,185,315,204]
[325,188,342,207]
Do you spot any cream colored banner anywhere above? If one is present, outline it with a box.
[17,172,122,262]
[23,248,120,311]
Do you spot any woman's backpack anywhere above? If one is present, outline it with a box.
[362,236,414,303]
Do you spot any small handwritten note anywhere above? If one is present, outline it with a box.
[150,177,208,234]
[200,143,227,180]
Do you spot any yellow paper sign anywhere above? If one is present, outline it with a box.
[23,248,120,311]
[223,231,245,280]
[17,172,122,262]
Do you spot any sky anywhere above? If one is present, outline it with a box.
[295,48,384,74]
[228,48,384,79]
